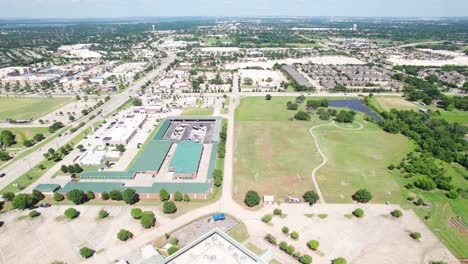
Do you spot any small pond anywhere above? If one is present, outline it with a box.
[328,99,381,121]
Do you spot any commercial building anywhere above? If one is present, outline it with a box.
[169,140,203,179]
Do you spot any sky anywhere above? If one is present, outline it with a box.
[0,0,467,19]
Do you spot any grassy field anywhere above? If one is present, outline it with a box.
[314,115,413,203]
[0,97,73,120]
[0,127,50,148]
[374,96,419,112]
[181,108,214,116]
[234,97,327,203]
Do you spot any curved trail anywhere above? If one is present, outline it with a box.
[309,121,363,204]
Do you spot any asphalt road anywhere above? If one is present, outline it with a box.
[0,53,176,196]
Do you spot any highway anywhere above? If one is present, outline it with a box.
[0,52,176,195]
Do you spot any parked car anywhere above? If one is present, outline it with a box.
[39,203,51,208]
[0,173,5,178]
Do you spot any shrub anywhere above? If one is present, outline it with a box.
[265,233,277,244]
[287,102,298,110]
[31,190,44,203]
[293,251,301,258]
[79,247,93,258]
[273,208,282,216]
[390,209,403,218]
[174,191,183,202]
[279,241,288,251]
[410,232,421,240]
[333,257,347,264]
[446,189,459,199]
[307,240,319,250]
[122,188,139,205]
[101,192,109,200]
[98,209,109,219]
[168,245,180,255]
[303,190,319,205]
[12,194,34,210]
[131,208,143,219]
[351,189,373,203]
[300,255,312,264]
[66,189,88,205]
[117,229,133,241]
[244,190,260,207]
[64,208,79,219]
[163,201,177,214]
[266,94,272,100]
[140,211,156,228]
[159,188,170,202]
[29,210,40,218]
[282,226,289,234]
[53,192,64,202]
[169,237,179,245]
[353,208,364,218]
[387,164,395,170]
[109,190,122,201]
[261,214,273,223]
[183,193,190,202]
[291,231,299,240]
[286,245,295,255]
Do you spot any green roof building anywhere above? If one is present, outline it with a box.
[169,140,203,179]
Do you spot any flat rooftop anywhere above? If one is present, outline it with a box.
[169,140,203,175]
[164,228,266,264]
[129,140,173,172]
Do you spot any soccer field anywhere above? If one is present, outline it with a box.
[0,97,73,121]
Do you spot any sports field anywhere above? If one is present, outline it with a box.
[0,97,73,120]
[314,115,413,203]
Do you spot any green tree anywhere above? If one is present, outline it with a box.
[244,190,261,207]
[31,190,44,203]
[265,94,272,100]
[64,208,79,219]
[333,257,347,264]
[66,189,88,205]
[174,191,183,202]
[23,140,34,147]
[33,133,45,142]
[159,188,170,202]
[0,130,16,149]
[307,240,319,250]
[410,232,421,240]
[168,245,180,255]
[122,188,139,204]
[79,247,93,258]
[351,189,373,203]
[163,201,177,214]
[261,214,273,223]
[391,209,403,218]
[294,110,311,121]
[300,255,312,264]
[303,190,319,205]
[12,194,34,210]
[140,211,156,228]
[282,226,289,234]
[115,144,126,152]
[3,192,15,202]
[183,193,190,202]
[53,192,64,202]
[353,208,364,218]
[291,231,299,240]
[131,208,143,219]
[29,210,40,218]
[101,192,109,200]
[98,209,109,219]
[86,190,95,200]
[109,190,122,201]
[117,229,133,241]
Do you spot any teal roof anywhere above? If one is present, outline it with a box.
[152,119,171,140]
[206,142,219,180]
[130,140,172,172]
[81,171,134,180]
[170,140,203,175]
[34,184,60,192]
[59,181,212,194]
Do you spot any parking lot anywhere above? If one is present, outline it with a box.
[163,121,215,144]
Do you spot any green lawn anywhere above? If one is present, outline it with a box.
[0,127,50,148]
[234,97,326,203]
[181,108,214,116]
[314,115,413,203]
[435,109,468,124]
[0,97,73,120]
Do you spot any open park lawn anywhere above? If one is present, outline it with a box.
[234,97,324,203]
[314,116,413,203]
[0,127,50,148]
[0,97,72,121]
[180,108,214,116]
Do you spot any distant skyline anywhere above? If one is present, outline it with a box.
[0,0,467,19]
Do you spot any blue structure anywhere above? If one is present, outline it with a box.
[212,213,226,221]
